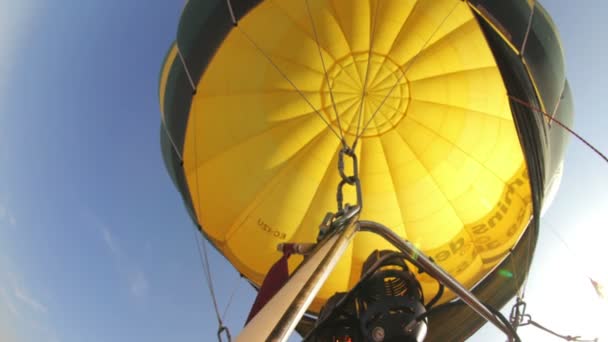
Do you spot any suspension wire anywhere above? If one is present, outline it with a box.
[508,220,535,307]
[519,2,535,56]
[506,247,529,333]
[508,243,525,298]
[509,219,584,329]
[305,0,346,146]
[176,44,197,93]
[352,0,460,148]
[520,221,535,299]
[508,219,601,341]
[187,220,231,342]
[545,219,581,261]
[236,26,345,143]
[354,0,381,139]
[507,233,535,332]
[517,315,598,342]
[161,120,184,162]
[547,221,606,299]
[506,92,607,331]
[543,218,603,288]
[544,221,606,299]
[509,95,608,164]
[200,241,221,320]
[188,178,231,341]
[507,91,608,312]
[225,0,237,25]
[221,275,243,321]
[168,42,194,161]
[193,231,225,327]
[187,56,231,339]
[191,222,232,341]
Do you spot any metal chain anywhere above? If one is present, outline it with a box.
[336,147,362,212]
[315,148,363,242]
[312,147,364,242]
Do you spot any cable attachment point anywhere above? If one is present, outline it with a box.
[225,0,237,25]
[317,205,361,242]
[337,147,362,212]
[509,296,527,327]
[510,298,599,342]
[217,325,232,342]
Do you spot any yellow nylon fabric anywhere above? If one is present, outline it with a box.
[159,43,178,118]
[179,0,533,311]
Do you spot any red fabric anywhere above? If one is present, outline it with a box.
[246,252,291,323]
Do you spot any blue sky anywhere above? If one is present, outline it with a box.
[0,1,607,341]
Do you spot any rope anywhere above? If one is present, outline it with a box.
[354,0,381,139]
[236,26,345,143]
[192,230,231,341]
[225,0,237,25]
[519,227,533,299]
[543,219,605,299]
[161,120,184,162]
[198,234,223,324]
[504,92,608,310]
[222,276,243,321]
[526,319,597,341]
[505,218,602,341]
[305,0,347,146]
[188,44,230,339]
[352,0,460,148]
[509,95,608,164]
[176,44,197,93]
[517,313,598,341]
[520,3,535,55]
[509,296,598,341]
[506,222,534,311]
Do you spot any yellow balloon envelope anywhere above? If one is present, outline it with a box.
[160,0,572,336]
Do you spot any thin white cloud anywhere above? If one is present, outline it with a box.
[128,271,149,298]
[0,2,36,95]
[1,261,57,340]
[0,200,17,227]
[5,271,47,315]
[0,286,20,319]
[101,226,120,256]
[14,286,48,314]
[98,222,149,298]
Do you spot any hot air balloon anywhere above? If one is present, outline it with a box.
[159,0,573,340]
